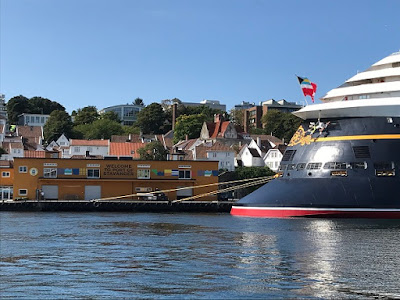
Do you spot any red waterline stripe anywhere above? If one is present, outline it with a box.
[230,206,400,219]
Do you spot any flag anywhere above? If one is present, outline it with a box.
[297,76,317,102]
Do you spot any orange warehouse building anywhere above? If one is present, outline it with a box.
[13,158,219,201]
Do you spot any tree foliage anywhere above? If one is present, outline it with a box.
[73,106,99,125]
[43,110,73,143]
[74,119,124,140]
[138,141,167,160]
[261,110,302,142]
[100,111,120,123]
[173,114,207,144]
[133,97,144,106]
[135,103,166,134]
[229,108,244,127]
[7,95,65,124]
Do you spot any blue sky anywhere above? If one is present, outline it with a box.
[1,0,399,113]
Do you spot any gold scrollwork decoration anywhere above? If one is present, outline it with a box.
[288,126,313,146]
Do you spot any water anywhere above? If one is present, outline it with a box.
[1,212,400,299]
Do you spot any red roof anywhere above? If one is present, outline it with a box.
[206,121,232,139]
[17,126,43,138]
[70,139,109,146]
[24,150,46,158]
[109,142,144,158]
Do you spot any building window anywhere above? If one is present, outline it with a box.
[74,147,80,153]
[87,169,100,178]
[19,166,27,173]
[18,189,28,196]
[179,170,191,179]
[2,171,10,177]
[44,168,57,178]
[137,169,150,179]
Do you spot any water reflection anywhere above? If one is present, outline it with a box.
[1,213,400,299]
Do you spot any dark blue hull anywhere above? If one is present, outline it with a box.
[232,117,400,218]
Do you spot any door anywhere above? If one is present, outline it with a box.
[176,186,193,200]
[42,185,59,200]
[85,185,101,200]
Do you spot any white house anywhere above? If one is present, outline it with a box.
[46,134,71,158]
[0,137,24,160]
[193,141,235,171]
[237,139,265,167]
[18,113,50,127]
[264,146,286,171]
[69,139,109,158]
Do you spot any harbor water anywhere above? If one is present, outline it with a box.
[1,212,400,299]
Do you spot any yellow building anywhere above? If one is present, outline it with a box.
[13,158,219,201]
[0,161,14,201]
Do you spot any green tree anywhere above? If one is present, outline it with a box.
[73,106,99,125]
[233,166,276,195]
[282,113,302,142]
[136,103,165,134]
[138,141,167,160]
[173,114,207,144]
[74,119,124,140]
[229,108,244,127]
[261,110,285,138]
[133,97,144,106]
[29,96,65,114]
[101,111,121,123]
[7,95,65,124]
[122,125,141,135]
[44,110,73,143]
[261,110,302,142]
[0,147,7,156]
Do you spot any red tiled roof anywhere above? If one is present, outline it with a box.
[24,150,46,158]
[17,126,43,138]
[110,135,142,143]
[109,142,144,158]
[0,160,13,168]
[219,121,230,136]
[207,121,233,139]
[70,139,109,146]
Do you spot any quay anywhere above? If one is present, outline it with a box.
[0,200,235,213]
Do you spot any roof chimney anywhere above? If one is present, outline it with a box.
[172,103,178,130]
[243,110,249,133]
[257,137,261,148]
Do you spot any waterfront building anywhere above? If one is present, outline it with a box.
[99,104,144,126]
[13,158,219,201]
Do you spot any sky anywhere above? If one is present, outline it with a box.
[1,0,399,114]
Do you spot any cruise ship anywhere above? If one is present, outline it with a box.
[231,52,400,218]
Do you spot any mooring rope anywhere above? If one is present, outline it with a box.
[171,176,273,203]
[93,175,275,202]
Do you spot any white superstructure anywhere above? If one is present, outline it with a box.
[294,52,400,120]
